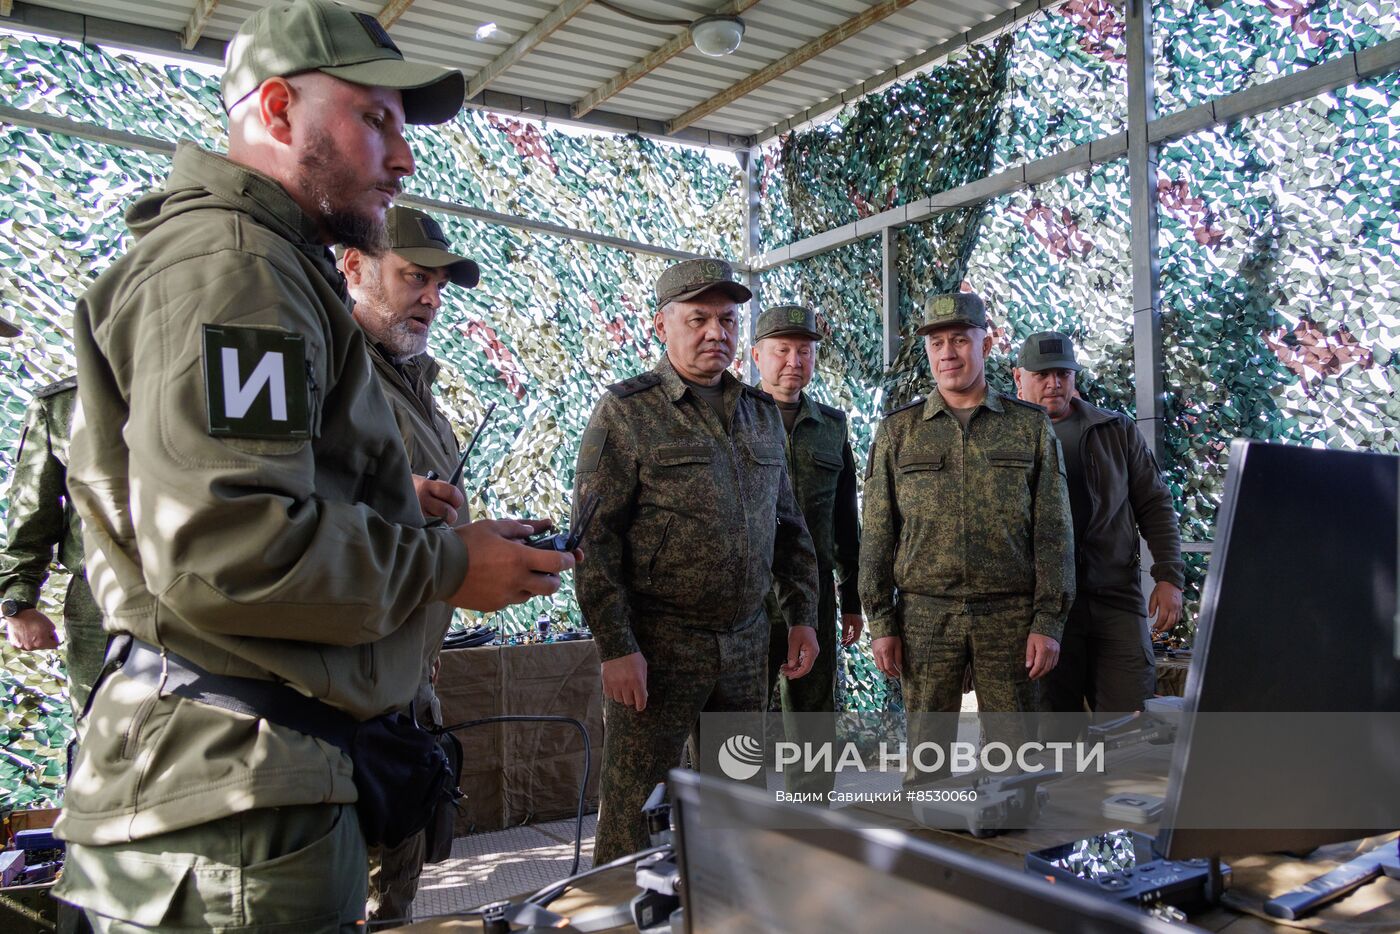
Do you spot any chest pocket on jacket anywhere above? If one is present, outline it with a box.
[987,450,1035,502]
[987,451,1034,469]
[744,442,785,467]
[811,449,844,471]
[655,445,714,468]
[897,452,945,473]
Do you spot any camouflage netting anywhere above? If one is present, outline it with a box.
[756,0,1397,699]
[2,0,1399,801]
[0,33,740,806]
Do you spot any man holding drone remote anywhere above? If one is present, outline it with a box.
[340,204,479,928]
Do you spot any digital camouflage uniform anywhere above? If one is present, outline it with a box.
[859,294,1074,776]
[754,306,861,797]
[575,261,819,862]
[0,379,106,710]
[358,206,479,929]
[54,5,469,928]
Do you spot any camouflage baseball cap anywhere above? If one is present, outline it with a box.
[1018,330,1082,372]
[754,305,822,342]
[655,257,752,309]
[222,0,465,125]
[0,317,19,339]
[916,291,989,335]
[386,206,480,287]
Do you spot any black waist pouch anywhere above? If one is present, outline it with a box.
[348,711,457,849]
[422,730,464,863]
[117,638,456,849]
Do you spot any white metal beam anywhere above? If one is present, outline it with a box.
[881,227,900,370]
[466,0,593,100]
[1127,0,1164,462]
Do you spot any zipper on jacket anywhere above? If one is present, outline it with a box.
[305,359,323,439]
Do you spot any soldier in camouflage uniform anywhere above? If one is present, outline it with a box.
[574,258,820,862]
[859,292,1074,779]
[0,377,106,711]
[341,205,480,929]
[750,305,862,797]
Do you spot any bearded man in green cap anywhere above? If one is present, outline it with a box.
[55,2,577,929]
[749,304,861,797]
[574,259,820,862]
[340,204,482,927]
[859,291,1074,782]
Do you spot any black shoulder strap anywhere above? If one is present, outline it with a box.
[121,639,358,752]
[607,372,662,397]
[35,375,77,399]
[884,397,924,419]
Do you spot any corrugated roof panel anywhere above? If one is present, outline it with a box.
[6,0,1031,143]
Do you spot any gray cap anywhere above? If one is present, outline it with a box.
[916,292,988,335]
[386,206,479,287]
[754,305,822,342]
[1018,331,1082,372]
[221,0,465,125]
[655,258,752,310]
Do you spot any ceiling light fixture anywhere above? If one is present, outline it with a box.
[595,1,746,57]
[475,22,498,41]
[690,15,745,57]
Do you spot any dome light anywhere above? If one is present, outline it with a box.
[690,15,745,57]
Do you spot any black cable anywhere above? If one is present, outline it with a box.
[433,714,592,879]
[596,0,691,27]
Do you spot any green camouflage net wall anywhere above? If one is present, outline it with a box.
[756,0,1398,703]
[0,33,740,807]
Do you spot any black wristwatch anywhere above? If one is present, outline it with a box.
[1,598,35,618]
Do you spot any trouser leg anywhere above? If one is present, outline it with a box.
[1088,599,1156,715]
[594,626,717,865]
[366,828,427,930]
[969,609,1039,755]
[57,803,366,932]
[899,608,967,783]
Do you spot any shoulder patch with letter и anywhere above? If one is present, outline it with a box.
[202,325,310,440]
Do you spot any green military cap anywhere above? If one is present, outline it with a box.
[0,317,20,339]
[754,304,822,342]
[1018,330,1082,372]
[916,291,989,335]
[222,0,465,125]
[655,257,752,310]
[386,206,480,287]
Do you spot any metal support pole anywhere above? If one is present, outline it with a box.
[1127,0,1168,615]
[1127,0,1164,461]
[881,226,901,370]
[741,147,764,382]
